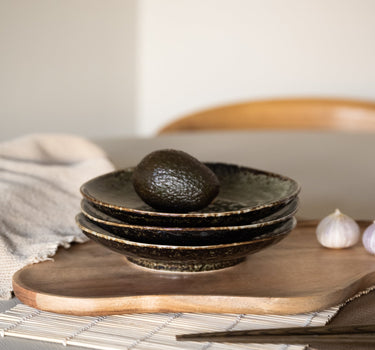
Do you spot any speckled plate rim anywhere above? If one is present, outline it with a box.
[80,198,299,232]
[80,163,301,218]
[76,214,297,250]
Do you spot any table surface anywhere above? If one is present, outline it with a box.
[2,130,375,350]
[97,130,375,221]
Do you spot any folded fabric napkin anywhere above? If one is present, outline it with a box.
[0,134,115,300]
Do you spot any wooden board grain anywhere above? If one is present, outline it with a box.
[12,221,375,316]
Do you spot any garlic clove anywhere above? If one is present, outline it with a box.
[362,221,375,254]
[316,209,360,249]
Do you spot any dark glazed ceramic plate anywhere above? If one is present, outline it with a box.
[80,163,300,227]
[76,213,296,272]
[81,197,298,245]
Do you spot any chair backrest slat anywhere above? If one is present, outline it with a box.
[158,98,375,134]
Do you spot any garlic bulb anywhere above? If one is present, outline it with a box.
[362,221,375,254]
[316,209,360,249]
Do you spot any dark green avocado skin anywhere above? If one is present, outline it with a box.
[132,149,220,213]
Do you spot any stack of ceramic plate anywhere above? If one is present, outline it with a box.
[76,162,300,272]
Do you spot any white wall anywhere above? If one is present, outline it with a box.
[137,0,375,135]
[1,1,375,140]
[0,0,137,141]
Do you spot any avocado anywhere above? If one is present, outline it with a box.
[132,149,220,213]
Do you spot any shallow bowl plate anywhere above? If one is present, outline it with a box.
[76,213,296,272]
[80,163,300,227]
[81,198,298,245]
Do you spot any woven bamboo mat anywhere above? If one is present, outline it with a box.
[0,304,338,350]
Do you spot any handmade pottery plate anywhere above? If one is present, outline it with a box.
[81,197,298,245]
[81,163,300,227]
[76,213,296,272]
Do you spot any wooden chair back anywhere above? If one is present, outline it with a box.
[158,98,375,134]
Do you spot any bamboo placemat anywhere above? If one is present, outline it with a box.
[0,304,338,350]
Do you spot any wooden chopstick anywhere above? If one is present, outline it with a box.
[176,324,375,344]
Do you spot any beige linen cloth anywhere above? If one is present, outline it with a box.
[0,134,114,299]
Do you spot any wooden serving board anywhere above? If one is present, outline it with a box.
[13,221,375,316]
